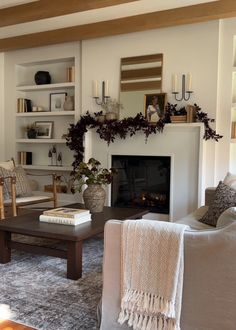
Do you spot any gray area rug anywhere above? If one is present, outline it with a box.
[0,236,103,330]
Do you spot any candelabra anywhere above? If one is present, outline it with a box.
[172,74,193,101]
[93,80,110,105]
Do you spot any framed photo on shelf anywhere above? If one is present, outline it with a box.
[144,93,167,123]
[50,92,67,112]
[35,121,53,139]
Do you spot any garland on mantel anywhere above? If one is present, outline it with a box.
[66,104,223,168]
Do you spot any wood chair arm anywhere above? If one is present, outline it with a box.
[0,177,5,219]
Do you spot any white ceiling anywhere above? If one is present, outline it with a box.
[0,0,218,38]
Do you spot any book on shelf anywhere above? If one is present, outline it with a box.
[17,98,32,113]
[231,122,236,139]
[18,151,32,165]
[43,207,90,219]
[186,105,196,123]
[39,214,91,226]
[66,66,75,82]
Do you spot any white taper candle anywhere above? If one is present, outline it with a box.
[172,74,177,93]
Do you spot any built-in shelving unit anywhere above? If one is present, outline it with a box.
[230,40,236,172]
[14,54,78,191]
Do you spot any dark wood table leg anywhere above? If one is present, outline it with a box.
[0,230,11,263]
[67,240,82,280]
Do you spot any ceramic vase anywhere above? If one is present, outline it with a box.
[34,71,51,85]
[83,184,106,213]
[63,96,74,111]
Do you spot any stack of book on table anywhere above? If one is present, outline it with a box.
[39,207,91,226]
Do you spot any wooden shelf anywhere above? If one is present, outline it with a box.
[16,139,67,144]
[16,82,75,91]
[16,111,75,117]
[22,165,72,171]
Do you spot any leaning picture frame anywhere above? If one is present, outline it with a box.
[144,93,167,123]
[50,92,67,112]
[35,121,53,139]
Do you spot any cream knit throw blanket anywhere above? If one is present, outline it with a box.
[118,220,188,330]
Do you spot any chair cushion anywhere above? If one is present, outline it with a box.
[0,166,33,199]
[175,206,211,230]
[199,181,236,227]
[0,160,15,170]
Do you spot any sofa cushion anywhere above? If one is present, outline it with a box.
[175,206,211,229]
[0,166,33,198]
[217,207,236,227]
[199,181,236,227]
[223,172,236,190]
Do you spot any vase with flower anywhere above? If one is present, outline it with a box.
[101,98,123,121]
[71,157,117,213]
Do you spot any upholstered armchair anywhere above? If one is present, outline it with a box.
[99,186,236,330]
[0,160,60,219]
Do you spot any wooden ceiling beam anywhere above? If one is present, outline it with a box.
[0,0,138,27]
[1,0,236,52]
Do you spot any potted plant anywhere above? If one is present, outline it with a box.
[25,123,38,139]
[72,157,117,213]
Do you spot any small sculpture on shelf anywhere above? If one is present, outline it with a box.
[57,152,62,166]
[48,145,62,166]
[52,145,58,166]
[48,149,53,166]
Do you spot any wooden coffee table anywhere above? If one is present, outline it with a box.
[0,320,36,329]
[0,204,148,280]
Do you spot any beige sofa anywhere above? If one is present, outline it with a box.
[99,188,236,330]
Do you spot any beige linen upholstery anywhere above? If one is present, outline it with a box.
[100,220,236,330]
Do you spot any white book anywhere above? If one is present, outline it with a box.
[39,214,91,226]
[43,207,90,219]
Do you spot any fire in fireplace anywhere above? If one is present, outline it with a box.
[111,155,171,214]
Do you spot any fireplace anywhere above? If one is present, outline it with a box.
[111,155,171,214]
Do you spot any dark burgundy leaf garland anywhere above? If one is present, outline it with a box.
[66,112,164,168]
[194,103,223,141]
[66,106,222,169]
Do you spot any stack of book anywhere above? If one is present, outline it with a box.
[17,98,32,113]
[39,207,91,226]
[18,151,32,165]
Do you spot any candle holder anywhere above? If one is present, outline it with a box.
[172,74,193,101]
[93,80,110,106]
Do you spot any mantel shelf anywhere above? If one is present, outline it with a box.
[16,139,67,144]
[16,111,75,117]
[16,82,75,91]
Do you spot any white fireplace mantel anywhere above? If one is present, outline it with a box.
[84,123,205,221]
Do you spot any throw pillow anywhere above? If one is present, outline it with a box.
[199,181,236,227]
[0,167,11,200]
[217,207,236,227]
[223,172,236,190]
[0,166,33,199]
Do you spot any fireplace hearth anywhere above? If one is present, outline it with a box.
[111,155,171,214]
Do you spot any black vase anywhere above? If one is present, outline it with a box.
[34,71,51,85]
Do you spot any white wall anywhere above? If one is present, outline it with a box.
[81,20,220,192]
